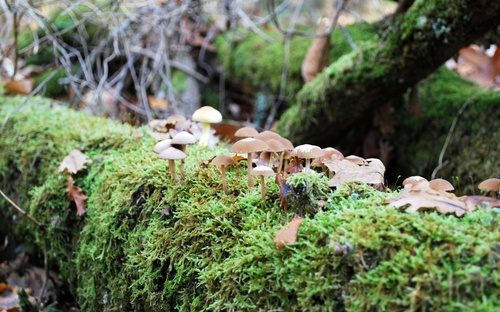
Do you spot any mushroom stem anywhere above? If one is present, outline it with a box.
[221,166,228,194]
[304,159,311,172]
[260,176,266,201]
[247,152,254,188]
[168,159,178,181]
[277,152,284,176]
[198,122,211,147]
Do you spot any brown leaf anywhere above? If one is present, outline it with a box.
[147,95,170,110]
[67,176,87,216]
[4,79,34,95]
[455,45,500,87]
[276,174,291,212]
[461,195,500,211]
[327,158,385,188]
[387,179,469,217]
[58,149,92,174]
[301,29,330,83]
[274,216,305,249]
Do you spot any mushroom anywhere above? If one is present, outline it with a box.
[478,178,500,197]
[250,165,275,201]
[158,147,186,181]
[210,155,236,194]
[191,106,222,147]
[429,178,455,192]
[153,139,172,154]
[234,126,259,138]
[230,138,269,189]
[264,139,285,168]
[293,144,325,173]
[171,131,196,152]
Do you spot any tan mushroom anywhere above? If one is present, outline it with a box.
[210,155,236,194]
[250,165,275,201]
[192,106,222,147]
[264,139,285,168]
[429,178,455,192]
[171,131,196,152]
[234,126,259,138]
[478,178,500,197]
[153,139,172,154]
[230,138,269,189]
[158,147,186,181]
[293,144,325,173]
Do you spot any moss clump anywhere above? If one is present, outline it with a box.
[215,23,377,96]
[1,97,500,311]
[392,67,500,188]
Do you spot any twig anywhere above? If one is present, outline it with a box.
[0,189,44,228]
[431,88,489,179]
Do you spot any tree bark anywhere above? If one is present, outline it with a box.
[277,0,500,147]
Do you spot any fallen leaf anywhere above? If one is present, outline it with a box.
[461,195,500,211]
[67,176,87,216]
[4,79,34,95]
[58,149,92,174]
[387,178,469,217]
[276,174,291,211]
[454,45,500,87]
[326,157,385,188]
[274,216,305,249]
[301,27,330,83]
[0,283,12,293]
[147,95,170,110]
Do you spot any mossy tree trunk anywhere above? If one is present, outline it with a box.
[274,0,500,146]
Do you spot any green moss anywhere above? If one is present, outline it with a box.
[1,97,500,311]
[215,23,378,96]
[34,68,70,97]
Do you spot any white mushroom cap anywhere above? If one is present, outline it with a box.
[171,131,196,145]
[250,165,275,177]
[158,147,187,160]
[293,144,324,159]
[192,106,222,123]
[153,139,172,154]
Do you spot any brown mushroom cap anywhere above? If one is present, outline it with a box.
[254,130,282,142]
[230,138,269,154]
[429,178,455,192]
[478,178,500,192]
[402,176,428,188]
[234,126,259,138]
[153,139,172,154]
[171,131,197,145]
[322,147,344,160]
[158,147,187,160]
[265,139,285,153]
[210,155,236,166]
[293,144,324,159]
[166,114,187,124]
[192,106,222,123]
[275,137,294,150]
[345,155,367,166]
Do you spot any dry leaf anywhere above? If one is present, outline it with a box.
[454,45,500,87]
[274,216,305,249]
[67,176,87,216]
[461,195,500,211]
[327,158,385,188]
[147,95,170,110]
[58,149,92,174]
[301,29,330,83]
[387,179,469,217]
[4,79,34,95]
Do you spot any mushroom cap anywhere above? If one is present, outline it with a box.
[322,147,344,160]
[166,114,186,124]
[250,165,275,177]
[345,155,367,166]
[478,178,500,192]
[171,131,196,145]
[153,139,172,154]
[230,138,269,154]
[293,144,324,159]
[234,126,259,138]
[254,130,281,142]
[158,147,187,160]
[191,106,222,123]
[275,137,294,150]
[210,155,236,166]
[265,139,285,153]
[402,176,428,187]
[429,178,455,192]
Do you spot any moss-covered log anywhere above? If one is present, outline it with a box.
[1,97,500,311]
[276,0,500,146]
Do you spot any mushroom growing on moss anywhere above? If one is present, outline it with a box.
[230,138,269,189]
[478,178,500,198]
[210,155,236,194]
[158,147,186,181]
[192,106,222,147]
[293,144,324,173]
[250,165,275,201]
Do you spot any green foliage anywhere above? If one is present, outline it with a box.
[1,98,500,311]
